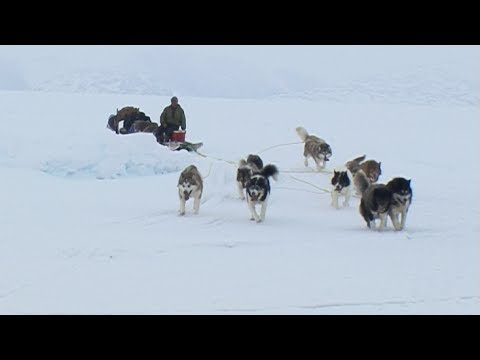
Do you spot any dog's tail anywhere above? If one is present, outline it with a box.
[261,164,279,181]
[345,154,366,171]
[354,169,370,195]
[295,126,309,142]
[346,154,366,166]
[352,154,366,163]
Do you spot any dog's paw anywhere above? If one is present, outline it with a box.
[179,211,186,216]
[255,218,262,223]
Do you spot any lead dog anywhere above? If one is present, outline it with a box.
[178,165,203,215]
[296,126,332,171]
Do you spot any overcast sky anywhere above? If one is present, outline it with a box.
[1,45,479,97]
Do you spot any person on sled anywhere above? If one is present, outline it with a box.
[154,96,186,145]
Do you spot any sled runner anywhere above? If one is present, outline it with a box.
[162,131,203,153]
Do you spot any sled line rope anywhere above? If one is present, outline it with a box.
[195,151,237,167]
[196,151,333,176]
[281,169,333,175]
[286,175,331,194]
[196,150,334,181]
[201,161,214,180]
[257,141,303,154]
[195,149,331,194]
[275,186,326,196]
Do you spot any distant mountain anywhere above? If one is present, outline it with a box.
[32,70,173,96]
[269,71,480,107]
[28,66,480,107]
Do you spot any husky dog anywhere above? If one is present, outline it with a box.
[178,165,203,215]
[245,164,279,223]
[346,155,382,195]
[352,168,370,196]
[386,177,413,231]
[357,170,392,230]
[331,170,352,209]
[346,154,382,182]
[353,169,370,195]
[345,154,366,175]
[360,160,382,183]
[236,154,264,200]
[296,127,332,171]
[360,186,392,230]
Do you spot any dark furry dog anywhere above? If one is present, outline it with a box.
[245,164,279,223]
[236,154,264,200]
[357,170,392,230]
[386,177,413,231]
[359,185,392,230]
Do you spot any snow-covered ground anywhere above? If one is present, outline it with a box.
[0,83,478,314]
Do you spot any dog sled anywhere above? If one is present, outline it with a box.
[163,130,203,153]
[107,116,203,153]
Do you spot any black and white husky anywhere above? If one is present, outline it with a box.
[386,177,413,231]
[245,164,279,223]
[357,170,392,230]
[331,169,352,209]
[236,154,263,200]
[178,165,203,215]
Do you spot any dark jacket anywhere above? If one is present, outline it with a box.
[160,105,186,130]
